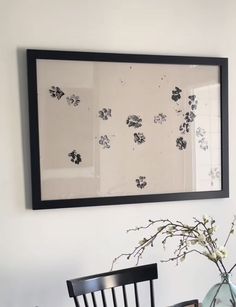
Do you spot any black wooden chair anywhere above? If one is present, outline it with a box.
[67,263,158,307]
[170,299,199,307]
[67,263,199,307]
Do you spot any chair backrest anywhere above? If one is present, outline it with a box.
[67,263,158,307]
[171,299,199,307]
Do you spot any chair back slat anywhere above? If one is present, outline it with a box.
[83,294,89,307]
[150,280,155,307]
[101,289,107,307]
[111,287,117,307]
[122,285,128,307]
[134,283,139,307]
[73,296,80,307]
[91,292,97,307]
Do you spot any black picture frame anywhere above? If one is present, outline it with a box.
[27,49,229,210]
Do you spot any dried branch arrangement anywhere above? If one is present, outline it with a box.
[112,215,236,275]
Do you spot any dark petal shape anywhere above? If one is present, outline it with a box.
[171,95,178,102]
[175,86,182,93]
[188,95,196,101]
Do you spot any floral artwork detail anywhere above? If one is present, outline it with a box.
[184,111,196,123]
[177,94,198,148]
[179,122,190,134]
[180,95,197,130]
[66,94,80,106]
[154,113,167,124]
[171,86,182,102]
[29,51,226,212]
[98,108,112,120]
[126,115,142,128]
[49,86,65,100]
[188,95,198,111]
[136,176,147,189]
[99,135,111,149]
[196,127,208,151]
[176,137,187,150]
[134,132,146,145]
[68,150,82,165]
[196,127,206,138]
[199,138,208,151]
[209,167,221,186]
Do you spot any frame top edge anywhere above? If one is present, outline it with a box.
[26,49,228,65]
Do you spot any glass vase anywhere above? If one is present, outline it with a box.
[202,273,236,306]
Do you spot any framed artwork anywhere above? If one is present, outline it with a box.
[27,49,229,210]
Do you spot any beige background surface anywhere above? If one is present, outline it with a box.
[37,60,221,200]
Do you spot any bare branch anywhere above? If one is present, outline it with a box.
[112,215,234,275]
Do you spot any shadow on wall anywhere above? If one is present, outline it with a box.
[17,48,32,210]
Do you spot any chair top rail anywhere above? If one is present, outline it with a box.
[67,263,158,297]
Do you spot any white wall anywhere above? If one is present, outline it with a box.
[1,0,236,306]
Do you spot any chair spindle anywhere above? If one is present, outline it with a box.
[111,287,117,307]
[134,283,140,307]
[101,289,107,307]
[74,296,80,307]
[122,285,128,307]
[150,279,155,307]
[91,292,97,307]
[83,294,89,307]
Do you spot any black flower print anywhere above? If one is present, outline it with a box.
[68,150,82,165]
[188,95,198,111]
[126,115,142,128]
[98,108,112,120]
[154,113,167,124]
[66,94,80,106]
[176,137,187,150]
[184,111,196,123]
[49,86,65,100]
[134,132,146,145]
[99,135,110,149]
[179,122,190,134]
[171,86,182,102]
[136,176,147,189]
[174,93,198,151]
